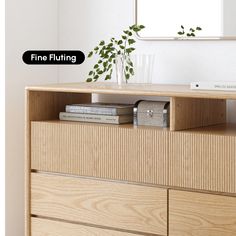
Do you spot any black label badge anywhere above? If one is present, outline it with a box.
[23,50,85,65]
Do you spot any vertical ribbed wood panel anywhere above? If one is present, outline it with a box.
[169,132,236,193]
[31,121,169,186]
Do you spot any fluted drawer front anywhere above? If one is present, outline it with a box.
[169,132,236,193]
[169,190,236,236]
[31,121,169,185]
[31,173,167,235]
[31,217,146,236]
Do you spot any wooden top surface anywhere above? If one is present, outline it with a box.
[26,82,236,99]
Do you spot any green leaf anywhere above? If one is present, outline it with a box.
[196,27,202,31]
[88,51,93,57]
[128,39,136,45]
[125,66,129,71]
[123,30,129,35]
[191,33,195,37]
[132,27,139,32]
[126,47,135,54]
[128,31,133,36]
[108,43,113,47]
[86,78,93,82]
[118,40,123,45]
[99,40,105,46]
[107,64,112,70]
[125,74,130,80]
[105,75,111,80]
[178,32,183,35]
[187,33,191,37]
[127,60,133,67]
[94,75,99,80]
[98,70,103,75]
[89,71,93,76]
[132,24,144,32]
[129,68,134,75]
[98,60,102,64]
[120,45,125,50]
[130,24,137,29]
[94,46,99,51]
[181,25,184,29]
[190,28,195,32]
[94,64,99,69]
[103,61,108,67]
[122,35,127,40]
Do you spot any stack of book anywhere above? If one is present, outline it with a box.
[59,103,134,124]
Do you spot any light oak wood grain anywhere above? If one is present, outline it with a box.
[31,218,145,236]
[26,84,236,236]
[169,190,236,236]
[31,173,167,235]
[26,82,236,100]
[31,121,169,186]
[169,132,236,193]
[170,97,226,131]
[31,120,236,193]
[25,90,91,236]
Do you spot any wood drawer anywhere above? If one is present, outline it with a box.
[169,132,236,193]
[169,190,236,236]
[31,121,236,194]
[31,121,168,186]
[31,217,145,236]
[31,173,167,235]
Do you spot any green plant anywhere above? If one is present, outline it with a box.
[86,24,145,82]
[178,25,202,37]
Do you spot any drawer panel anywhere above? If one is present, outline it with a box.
[169,190,236,236]
[31,121,168,185]
[169,132,236,193]
[31,217,145,236]
[31,173,167,235]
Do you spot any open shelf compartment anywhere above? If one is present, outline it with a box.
[26,89,227,132]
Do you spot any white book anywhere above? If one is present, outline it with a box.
[65,103,134,116]
[59,112,133,124]
[191,82,236,91]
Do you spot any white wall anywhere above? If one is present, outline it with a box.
[58,0,236,122]
[223,0,236,35]
[5,1,58,236]
[5,1,236,235]
[58,0,236,84]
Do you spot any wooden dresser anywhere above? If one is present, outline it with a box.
[26,83,236,236]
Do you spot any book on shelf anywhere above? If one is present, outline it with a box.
[65,103,134,116]
[191,81,236,91]
[59,112,133,124]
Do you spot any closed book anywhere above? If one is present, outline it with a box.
[59,112,133,124]
[65,103,134,115]
[191,81,236,91]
